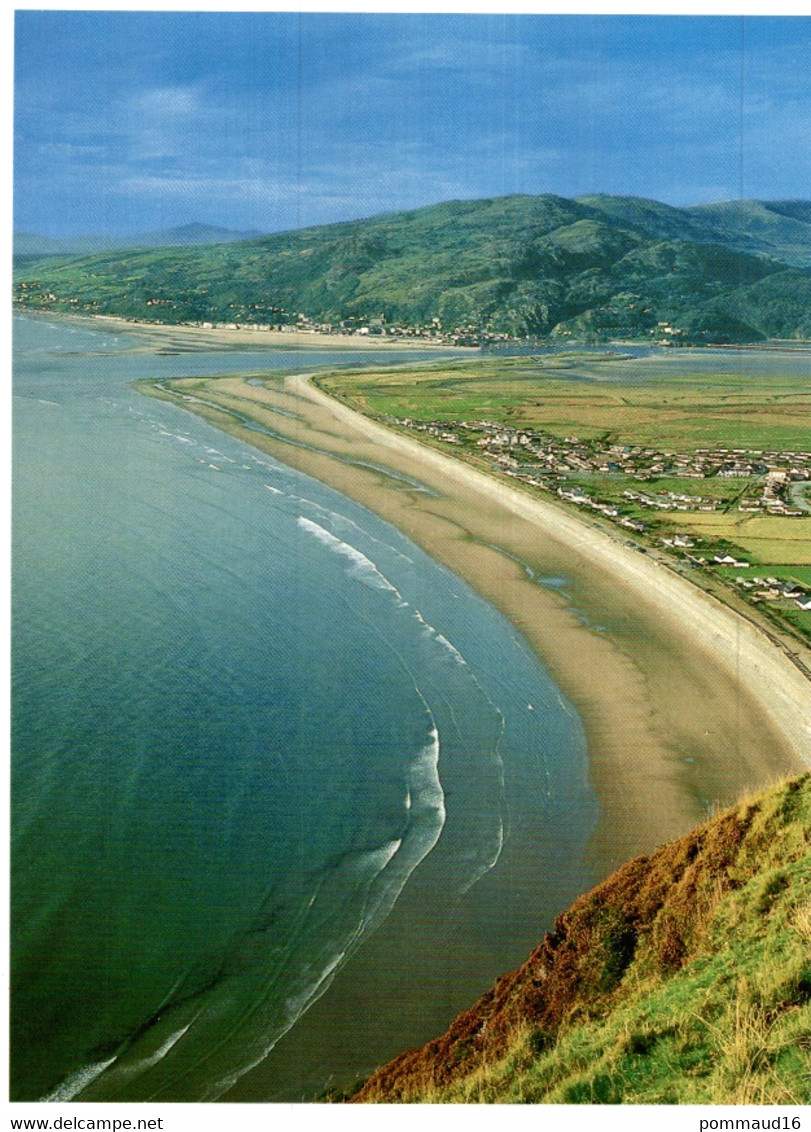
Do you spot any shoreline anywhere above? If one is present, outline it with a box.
[19,309,811,357]
[62,312,472,353]
[142,363,810,1100]
[299,373,811,760]
[147,367,810,878]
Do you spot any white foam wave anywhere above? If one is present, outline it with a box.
[458,819,505,894]
[203,943,352,1100]
[407,729,446,826]
[290,493,331,516]
[284,950,347,1022]
[40,1057,117,1102]
[410,610,469,667]
[355,837,403,875]
[323,510,416,568]
[189,731,445,1102]
[115,1020,196,1077]
[289,736,443,1046]
[297,517,401,596]
[325,732,445,970]
[434,632,468,666]
[263,483,284,495]
[239,734,444,1093]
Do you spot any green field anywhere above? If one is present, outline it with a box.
[716,564,811,587]
[670,513,811,564]
[320,353,811,452]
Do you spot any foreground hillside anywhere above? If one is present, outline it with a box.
[12,194,811,343]
[352,775,811,1104]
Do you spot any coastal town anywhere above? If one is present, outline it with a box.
[13,286,498,346]
[394,414,811,622]
[178,314,714,348]
[13,286,729,349]
[186,314,493,347]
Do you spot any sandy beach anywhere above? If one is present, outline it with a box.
[133,354,811,1100]
[153,368,810,876]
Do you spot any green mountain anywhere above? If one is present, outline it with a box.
[575,193,725,245]
[578,195,811,269]
[350,775,811,1105]
[687,200,811,269]
[12,195,811,343]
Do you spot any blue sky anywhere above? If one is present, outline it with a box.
[13,11,811,238]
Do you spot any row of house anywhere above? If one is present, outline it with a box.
[623,488,720,513]
[733,576,811,611]
[737,470,807,516]
[399,418,811,505]
[189,315,506,348]
[398,413,809,634]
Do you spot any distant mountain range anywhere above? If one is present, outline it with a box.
[13,222,264,256]
[12,195,811,343]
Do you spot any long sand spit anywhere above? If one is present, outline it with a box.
[156,368,810,876]
[87,313,460,353]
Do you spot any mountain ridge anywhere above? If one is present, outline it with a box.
[12,194,811,343]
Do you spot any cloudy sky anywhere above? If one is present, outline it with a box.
[13,10,811,238]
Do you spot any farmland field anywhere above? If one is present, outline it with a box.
[321,350,811,452]
[669,513,811,565]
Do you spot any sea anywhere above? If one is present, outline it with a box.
[11,314,596,1103]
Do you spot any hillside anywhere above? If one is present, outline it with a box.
[12,194,811,344]
[580,195,811,269]
[351,775,811,1104]
[687,201,811,269]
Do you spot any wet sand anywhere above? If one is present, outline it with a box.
[157,370,809,863]
[144,367,810,1100]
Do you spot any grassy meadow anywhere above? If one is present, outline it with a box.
[320,352,811,452]
[671,514,811,565]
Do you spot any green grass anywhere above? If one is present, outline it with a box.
[669,513,811,565]
[357,777,811,1105]
[716,565,811,587]
[482,871,811,1105]
[712,566,811,638]
[320,356,811,452]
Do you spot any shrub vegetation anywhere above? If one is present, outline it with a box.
[353,776,811,1104]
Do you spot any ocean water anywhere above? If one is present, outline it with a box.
[11,315,596,1102]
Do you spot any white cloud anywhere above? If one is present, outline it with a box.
[135,86,203,118]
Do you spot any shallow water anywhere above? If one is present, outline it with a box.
[12,315,595,1102]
